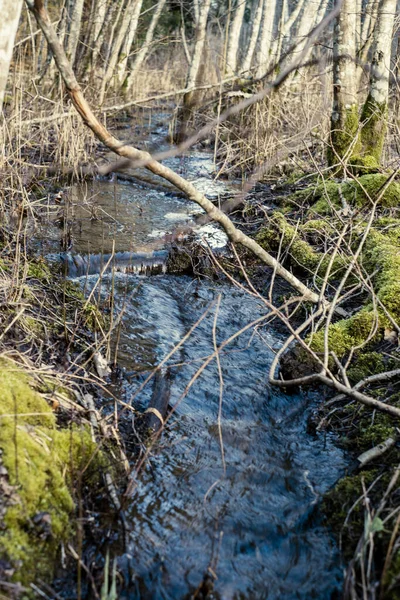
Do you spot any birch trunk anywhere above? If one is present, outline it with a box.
[175,0,212,141]
[328,0,359,165]
[360,0,396,162]
[254,0,276,78]
[241,0,263,74]
[124,0,166,91]
[225,0,247,76]
[65,0,84,65]
[0,0,23,115]
[100,0,139,103]
[116,0,143,85]
[271,0,306,65]
[25,0,322,305]
[84,0,107,75]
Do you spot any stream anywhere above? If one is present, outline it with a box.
[41,115,348,599]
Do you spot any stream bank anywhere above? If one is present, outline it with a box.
[2,109,389,598]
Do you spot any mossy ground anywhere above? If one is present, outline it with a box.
[0,359,102,587]
[0,248,116,594]
[250,172,400,599]
[284,173,400,216]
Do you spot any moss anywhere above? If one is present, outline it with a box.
[27,259,51,281]
[328,104,361,166]
[308,310,378,359]
[347,352,386,384]
[0,359,101,587]
[255,212,347,279]
[348,153,380,175]
[323,470,378,559]
[363,230,400,320]
[20,315,45,338]
[287,174,400,217]
[360,96,388,164]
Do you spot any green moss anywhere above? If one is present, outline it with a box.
[360,95,388,164]
[347,352,386,384]
[323,470,378,558]
[308,310,377,359]
[255,212,347,279]
[348,153,380,175]
[328,104,361,166]
[363,230,400,320]
[27,259,51,281]
[287,174,400,217]
[0,359,101,587]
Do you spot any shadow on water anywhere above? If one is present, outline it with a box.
[43,116,347,599]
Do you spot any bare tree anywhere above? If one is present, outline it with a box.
[241,0,263,74]
[65,0,84,66]
[124,0,166,92]
[254,0,277,78]
[175,0,212,141]
[225,0,247,76]
[328,0,359,164]
[0,0,23,115]
[116,0,144,85]
[360,0,397,162]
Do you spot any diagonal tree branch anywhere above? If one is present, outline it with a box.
[25,0,322,304]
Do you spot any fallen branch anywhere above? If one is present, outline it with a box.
[25,0,321,305]
[357,437,397,468]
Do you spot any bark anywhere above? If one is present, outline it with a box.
[175,0,212,141]
[25,0,322,304]
[83,0,107,76]
[116,0,143,85]
[271,0,306,65]
[100,0,139,103]
[254,0,276,78]
[241,0,263,74]
[360,0,396,163]
[65,0,84,65]
[0,0,23,115]
[328,0,359,165]
[225,0,247,76]
[124,0,166,92]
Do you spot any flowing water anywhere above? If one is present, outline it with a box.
[45,118,347,599]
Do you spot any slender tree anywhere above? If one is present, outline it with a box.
[254,0,277,78]
[328,0,359,164]
[241,0,263,74]
[175,0,212,141]
[116,0,144,85]
[124,0,166,92]
[225,0,247,76]
[65,0,84,66]
[360,0,396,163]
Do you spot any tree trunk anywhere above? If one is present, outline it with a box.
[225,0,247,77]
[116,0,143,85]
[175,0,212,141]
[0,0,23,115]
[65,0,84,66]
[254,0,276,79]
[99,0,138,103]
[328,0,359,165]
[124,0,166,92]
[360,0,396,163]
[241,0,263,74]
